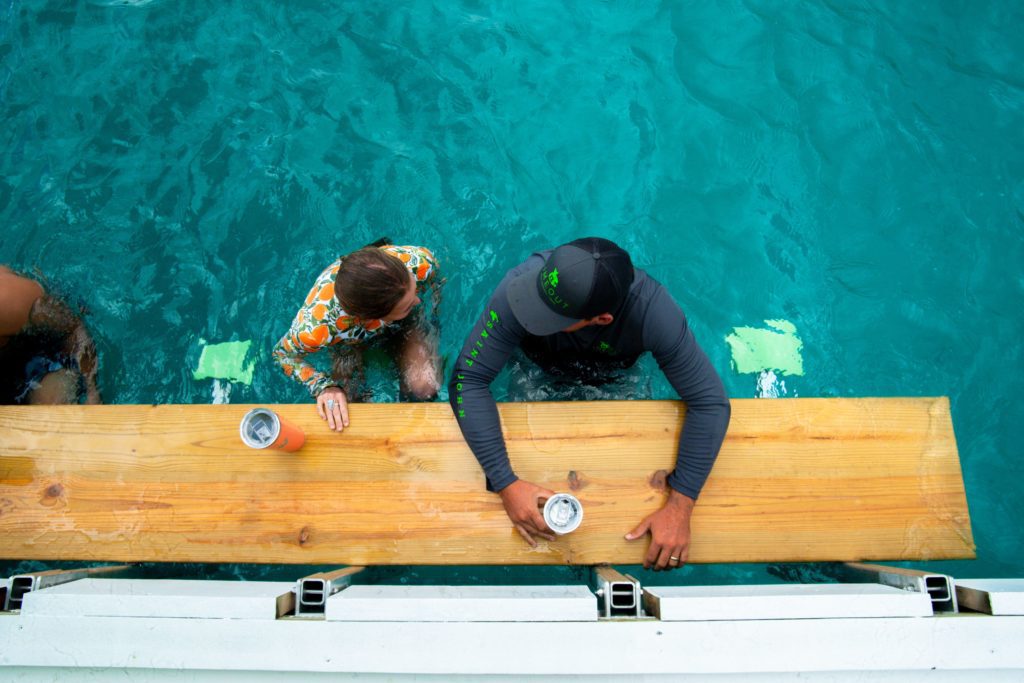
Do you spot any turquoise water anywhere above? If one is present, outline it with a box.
[1,1,1022,585]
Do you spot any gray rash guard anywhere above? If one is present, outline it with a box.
[449,251,731,498]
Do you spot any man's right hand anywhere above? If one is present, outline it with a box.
[316,386,349,432]
[498,479,557,547]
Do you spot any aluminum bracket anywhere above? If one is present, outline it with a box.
[3,565,133,612]
[590,565,644,619]
[842,562,957,613]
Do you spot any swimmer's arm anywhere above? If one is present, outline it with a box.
[447,289,523,492]
[272,332,335,398]
[27,295,102,403]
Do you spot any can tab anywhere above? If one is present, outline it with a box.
[549,499,575,526]
[249,415,274,445]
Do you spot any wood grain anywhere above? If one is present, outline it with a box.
[0,398,974,565]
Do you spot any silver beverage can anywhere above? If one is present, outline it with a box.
[543,493,584,534]
[239,408,281,449]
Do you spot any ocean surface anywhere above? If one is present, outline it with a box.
[1,0,1022,586]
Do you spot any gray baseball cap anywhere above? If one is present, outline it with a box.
[507,237,635,335]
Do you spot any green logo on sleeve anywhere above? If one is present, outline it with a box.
[455,310,503,417]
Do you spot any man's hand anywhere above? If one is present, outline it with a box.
[498,479,557,547]
[316,386,350,432]
[625,489,695,570]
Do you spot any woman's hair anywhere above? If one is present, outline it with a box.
[334,247,410,319]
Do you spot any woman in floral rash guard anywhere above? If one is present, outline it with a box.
[273,241,441,432]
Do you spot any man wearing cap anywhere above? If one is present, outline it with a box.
[448,237,730,571]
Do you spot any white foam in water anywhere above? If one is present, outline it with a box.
[756,370,788,398]
[212,379,231,404]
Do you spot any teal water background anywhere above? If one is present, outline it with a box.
[1,0,1022,585]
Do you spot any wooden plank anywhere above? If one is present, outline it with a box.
[0,398,974,565]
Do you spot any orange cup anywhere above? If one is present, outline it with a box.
[240,408,305,452]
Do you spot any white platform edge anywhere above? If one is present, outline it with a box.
[326,585,597,622]
[2,613,1023,676]
[645,583,933,620]
[20,579,295,620]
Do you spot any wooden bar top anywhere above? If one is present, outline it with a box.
[0,398,974,565]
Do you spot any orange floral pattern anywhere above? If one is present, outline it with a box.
[272,245,439,396]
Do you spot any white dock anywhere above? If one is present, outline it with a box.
[2,566,1024,680]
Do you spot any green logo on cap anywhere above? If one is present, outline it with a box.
[540,267,570,310]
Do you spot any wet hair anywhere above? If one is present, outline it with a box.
[334,247,410,319]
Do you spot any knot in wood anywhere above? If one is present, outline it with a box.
[649,470,669,490]
[567,470,587,491]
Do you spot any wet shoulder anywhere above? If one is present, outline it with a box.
[621,268,685,324]
[382,245,437,282]
[303,258,342,307]
[623,267,661,306]
[0,267,45,337]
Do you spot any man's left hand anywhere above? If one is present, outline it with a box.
[624,489,695,571]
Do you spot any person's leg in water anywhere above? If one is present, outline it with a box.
[395,314,440,402]
[27,368,81,404]
[330,346,370,402]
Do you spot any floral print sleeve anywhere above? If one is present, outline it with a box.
[273,246,441,397]
[272,259,347,397]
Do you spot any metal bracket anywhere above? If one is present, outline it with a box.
[591,566,643,618]
[841,562,957,613]
[293,566,365,618]
[955,580,1024,615]
[3,565,134,612]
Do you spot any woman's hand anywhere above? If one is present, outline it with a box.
[316,386,349,432]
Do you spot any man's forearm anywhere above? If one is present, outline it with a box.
[667,397,731,499]
[449,377,518,490]
[449,287,525,491]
